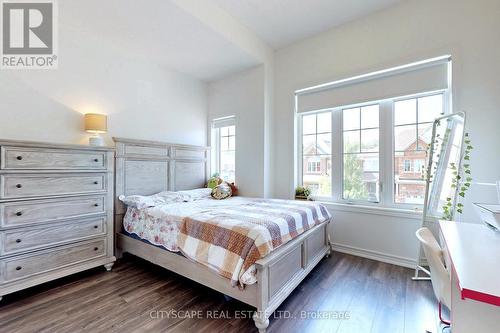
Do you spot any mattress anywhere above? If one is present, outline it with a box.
[122,197,331,285]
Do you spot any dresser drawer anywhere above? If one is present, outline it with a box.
[0,195,105,228]
[1,146,107,170]
[0,174,106,199]
[0,217,106,255]
[1,239,106,283]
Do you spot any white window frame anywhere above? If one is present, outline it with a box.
[211,116,236,182]
[296,90,449,210]
[340,103,381,204]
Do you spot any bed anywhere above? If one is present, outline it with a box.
[113,137,332,333]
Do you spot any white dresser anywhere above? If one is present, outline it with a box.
[0,140,116,300]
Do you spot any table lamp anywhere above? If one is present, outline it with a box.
[84,113,107,146]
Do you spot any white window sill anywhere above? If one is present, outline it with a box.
[315,200,423,220]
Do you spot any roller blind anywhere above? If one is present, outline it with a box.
[212,116,235,128]
[296,56,451,113]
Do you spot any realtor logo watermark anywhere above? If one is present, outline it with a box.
[1,0,57,69]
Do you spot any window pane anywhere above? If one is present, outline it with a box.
[303,134,316,155]
[220,126,229,136]
[343,107,360,130]
[361,129,379,152]
[303,155,331,197]
[317,112,331,133]
[343,131,360,153]
[220,151,235,182]
[302,114,316,135]
[417,123,433,150]
[394,152,426,204]
[228,125,235,136]
[317,133,331,155]
[220,137,229,151]
[228,136,235,150]
[394,99,416,125]
[418,94,443,123]
[394,125,417,151]
[361,105,379,128]
[343,153,379,202]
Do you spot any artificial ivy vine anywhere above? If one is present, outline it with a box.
[442,133,473,220]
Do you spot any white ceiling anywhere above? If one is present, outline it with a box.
[61,0,260,81]
[212,0,405,49]
[60,0,405,81]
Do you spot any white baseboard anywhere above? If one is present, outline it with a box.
[331,242,417,269]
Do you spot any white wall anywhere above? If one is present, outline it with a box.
[273,0,500,263]
[208,65,266,197]
[0,8,208,147]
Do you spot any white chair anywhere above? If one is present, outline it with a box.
[415,227,451,325]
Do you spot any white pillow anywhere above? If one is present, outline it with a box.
[118,194,167,209]
[178,188,212,201]
[119,191,188,209]
[156,191,191,203]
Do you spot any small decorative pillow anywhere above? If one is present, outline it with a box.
[227,182,238,196]
[207,176,223,189]
[211,183,232,200]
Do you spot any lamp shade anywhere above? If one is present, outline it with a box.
[84,113,107,133]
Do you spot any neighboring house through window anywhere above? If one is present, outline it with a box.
[295,56,450,208]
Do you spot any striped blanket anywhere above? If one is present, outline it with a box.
[177,199,331,286]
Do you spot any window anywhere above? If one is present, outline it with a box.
[297,92,446,207]
[403,160,412,172]
[295,56,450,208]
[301,112,331,196]
[394,94,443,204]
[307,161,321,173]
[342,104,380,202]
[212,117,236,182]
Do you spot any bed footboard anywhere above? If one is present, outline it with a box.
[253,221,331,332]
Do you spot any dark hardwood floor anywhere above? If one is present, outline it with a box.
[0,252,445,333]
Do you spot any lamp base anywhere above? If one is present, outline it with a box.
[89,135,104,146]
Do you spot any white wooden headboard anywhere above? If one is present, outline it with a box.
[113,137,210,232]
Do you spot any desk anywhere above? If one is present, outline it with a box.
[439,220,500,332]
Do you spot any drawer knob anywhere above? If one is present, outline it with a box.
[16,156,23,160]
[94,158,99,162]
[16,266,22,271]
[16,184,22,189]
[94,203,99,207]
[93,181,99,185]
[94,225,99,229]
[15,239,21,243]
[16,211,23,216]
[94,247,99,251]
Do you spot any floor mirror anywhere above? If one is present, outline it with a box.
[413,112,466,280]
